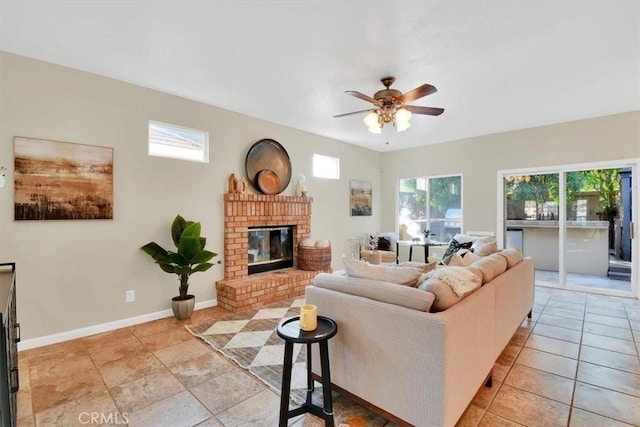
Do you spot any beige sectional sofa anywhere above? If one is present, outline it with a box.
[306,255,535,427]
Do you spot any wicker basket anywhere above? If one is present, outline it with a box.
[298,244,331,271]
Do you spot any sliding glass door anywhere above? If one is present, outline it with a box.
[504,172,561,287]
[501,162,636,297]
[563,168,632,293]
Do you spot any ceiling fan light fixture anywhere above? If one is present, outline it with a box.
[395,107,412,132]
[336,77,443,135]
[364,111,382,133]
[363,111,379,128]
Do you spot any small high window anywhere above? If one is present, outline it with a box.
[313,154,340,179]
[148,120,209,163]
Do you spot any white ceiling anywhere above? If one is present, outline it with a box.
[1,1,639,152]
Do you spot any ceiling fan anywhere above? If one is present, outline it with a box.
[334,77,444,133]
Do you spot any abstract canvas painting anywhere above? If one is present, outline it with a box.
[14,137,113,220]
[350,179,372,216]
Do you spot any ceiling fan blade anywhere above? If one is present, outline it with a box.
[404,105,444,116]
[345,90,378,104]
[334,109,375,118]
[400,84,437,104]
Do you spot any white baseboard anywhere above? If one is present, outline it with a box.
[18,299,217,351]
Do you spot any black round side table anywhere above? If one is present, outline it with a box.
[276,315,338,427]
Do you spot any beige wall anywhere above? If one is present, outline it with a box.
[0,52,382,340]
[2,51,638,342]
[381,111,640,235]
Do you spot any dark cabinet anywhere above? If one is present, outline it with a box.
[0,263,19,427]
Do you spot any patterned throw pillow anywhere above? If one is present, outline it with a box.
[376,236,392,251]
[441,238,473,261]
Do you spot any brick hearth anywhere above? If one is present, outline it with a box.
[216,193,331,312]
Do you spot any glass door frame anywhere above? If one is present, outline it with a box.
[497,159,639,299]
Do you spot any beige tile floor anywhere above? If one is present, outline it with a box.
[17,286,640,427]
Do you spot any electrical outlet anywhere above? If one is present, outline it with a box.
[125,290,135,303]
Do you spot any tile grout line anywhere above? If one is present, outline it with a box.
[561,292,586,427]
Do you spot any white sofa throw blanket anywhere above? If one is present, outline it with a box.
[428,266,481,297]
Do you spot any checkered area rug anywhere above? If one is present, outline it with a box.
[186,298,392,426]
[186,298,322,404]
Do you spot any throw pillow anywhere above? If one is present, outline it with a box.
[470,237,499,256]
[471,236,495,245]
[451,234,478,245]
[376,236,392,251]
[497,248,523,268]
[343,258,422,286]
[419,278,463,312]
[447,252,466,267]
[441,238,473,261]
[461,251,482,265]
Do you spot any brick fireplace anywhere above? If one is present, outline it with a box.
[216,193,331,312]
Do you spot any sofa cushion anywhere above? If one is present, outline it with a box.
[314,273,435,312]
[419,278,462,312]
[344,258,422,286]
[497,248,523,268]
[471,253,508,283]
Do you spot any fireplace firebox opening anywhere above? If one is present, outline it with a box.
[248,226,294,274]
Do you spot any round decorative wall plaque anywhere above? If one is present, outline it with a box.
[245,139,291,194]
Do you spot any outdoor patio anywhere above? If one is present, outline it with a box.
[536,257,632,293]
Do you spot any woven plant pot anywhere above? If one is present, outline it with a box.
[298,245,331,270]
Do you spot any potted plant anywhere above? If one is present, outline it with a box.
[141,214,217,320]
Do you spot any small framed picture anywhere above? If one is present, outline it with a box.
[350,180,372,216]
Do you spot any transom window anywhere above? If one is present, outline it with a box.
[313,154,340,179]
[148,120,209,163]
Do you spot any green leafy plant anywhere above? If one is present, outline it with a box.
[141,215,217,300]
